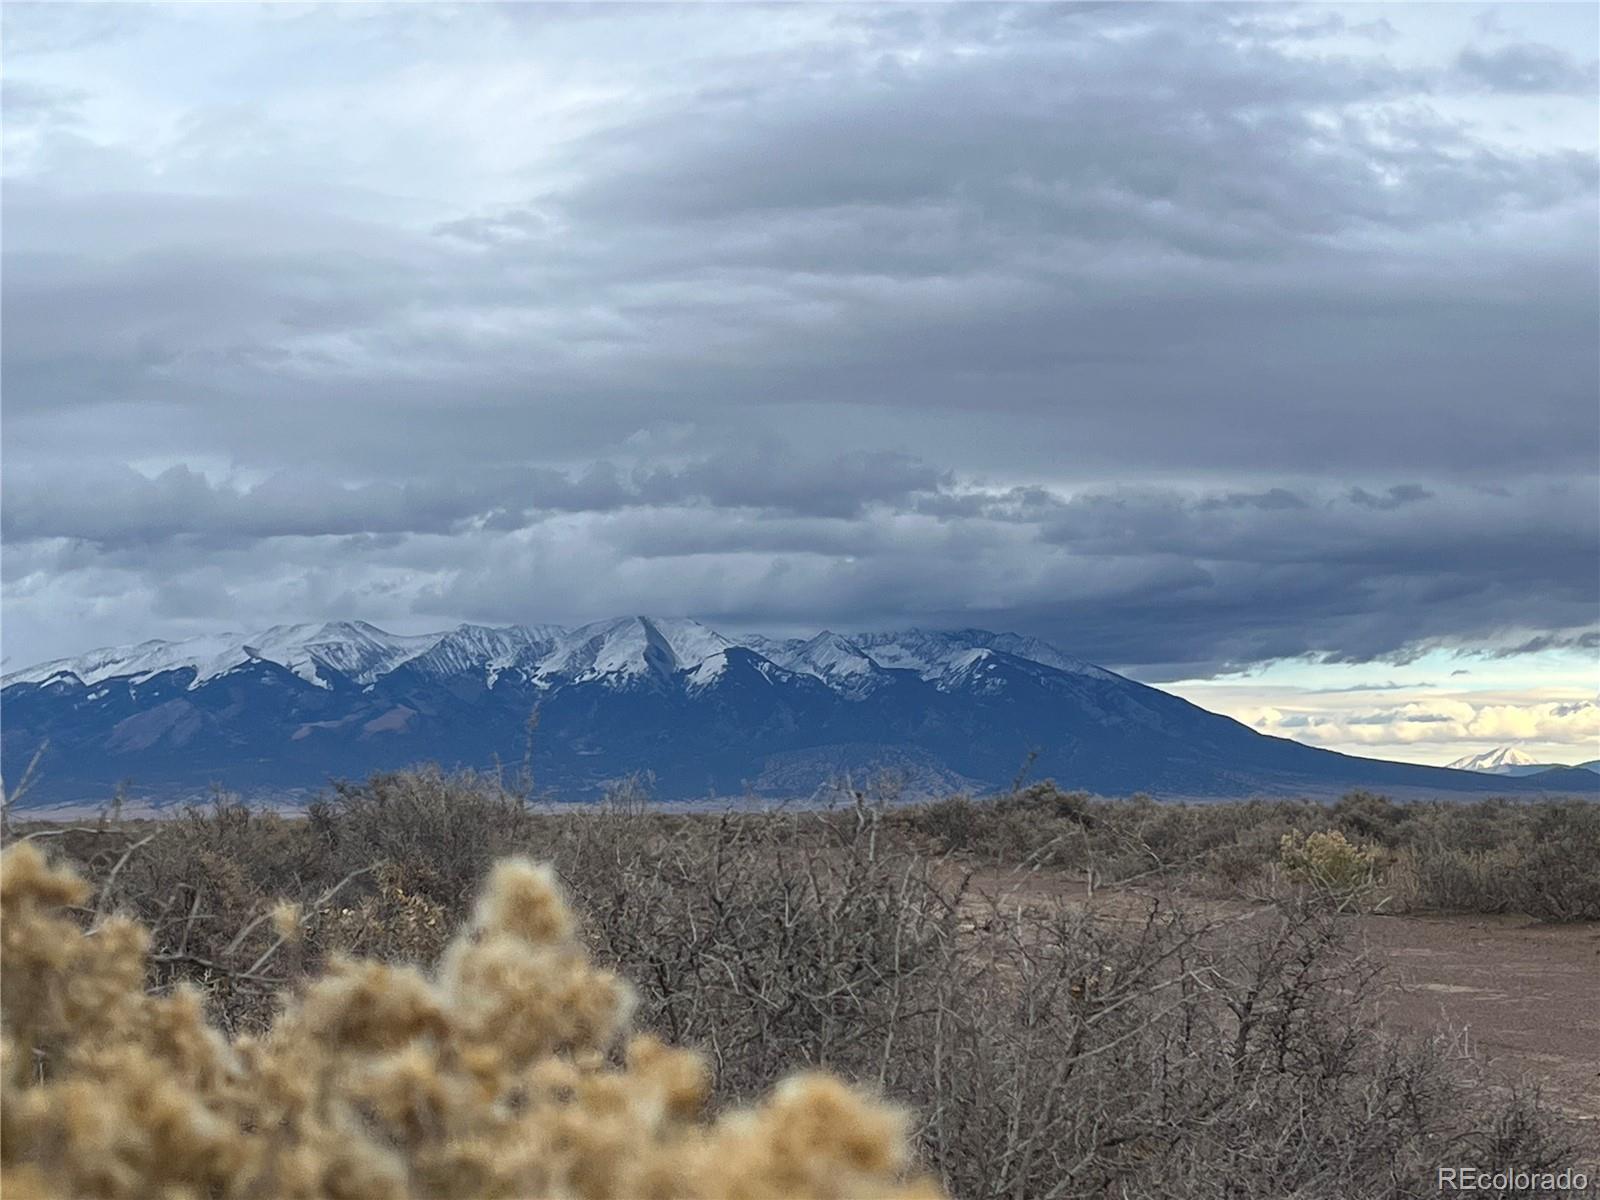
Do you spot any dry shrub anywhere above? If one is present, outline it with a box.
[907,795,981,851]
[898,786,1332,884]
[1391,844,1516,915]
[1278,829,1377,894]
[0,841,940,1200]
[1502,803,1600,922]
[900,786,1600,922]
[311,768,542,910]
[321,861,453,965]
[1388,801,1600,921]
[544,798,960,1099]
[515,798,1585,1198]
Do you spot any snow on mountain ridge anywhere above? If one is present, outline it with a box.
[685,650,731,690]
[2,634,247,690]
[249,621,442,687]
[790,632,876,675]
[3,617,1110,697]
[848,629,1113,682]
[1444,746,1545,772]
[8,622,473,691]
[649,618,738,670]
[529,617,734,685]
[403,624,565,687]
[983,632,1114,680]
[750,632,882,698]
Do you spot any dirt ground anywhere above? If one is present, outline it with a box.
[960,865,1600,1130]
[1360,911,1600,1124]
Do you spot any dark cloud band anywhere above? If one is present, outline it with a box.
[2,2,1595,683]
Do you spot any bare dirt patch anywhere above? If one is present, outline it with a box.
[1360,912,1600,1124]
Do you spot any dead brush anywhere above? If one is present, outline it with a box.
[0,841,941,1199]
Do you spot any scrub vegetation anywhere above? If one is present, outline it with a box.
[3,770,1594,1198]
[906,784,1600,921]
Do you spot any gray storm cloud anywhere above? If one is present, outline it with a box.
[1,2,1595,676]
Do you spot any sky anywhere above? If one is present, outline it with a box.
[2,2,1596,766]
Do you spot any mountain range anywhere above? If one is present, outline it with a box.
[4,617,1597,808]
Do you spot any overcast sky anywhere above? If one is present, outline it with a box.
[3,2,1596,764]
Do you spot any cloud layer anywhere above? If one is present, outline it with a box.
[3,3,1596,708]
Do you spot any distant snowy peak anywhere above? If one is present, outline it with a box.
[685,650,733,690]
[249,621,440,687]
[3,635,241,690]
[790,631,877,674]
[2,622,431,691]
[737,629,1108,695]
[983,632,1115,680]
[931,647,1067,696]
[737,631,873,687]
[647,617,738,668]
[846,630,953,676]
[684,646,800,693]
[6,622,491,692]
[936,648,1004,693]
[402,625,563,686]
[1444,746,1546,773]
[849,629,1113,683]
[530,617,732,685]
[943,647,996,674]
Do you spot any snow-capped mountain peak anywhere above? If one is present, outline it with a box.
[2,634,249,690]
[243,621,441,687]
[798,631,868,666]
[757,631,883,696]
[401,624,563,687]
[6,622,448,692]
[983,632,1114,680]
[530,617,733,685]
[847,628,1112,683]
[645,617,736,668]
[786,632,878,676]
[946,647,996,672]
[1444,746,1544,773]
[685,649,732,690]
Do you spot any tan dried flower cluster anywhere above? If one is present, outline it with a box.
[1,843,941,1199]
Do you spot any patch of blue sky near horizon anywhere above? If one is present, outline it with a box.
[1308,3,1598,151]
[1159,646,1600,767]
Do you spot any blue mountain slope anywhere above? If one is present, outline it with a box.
[3,618,1595,806]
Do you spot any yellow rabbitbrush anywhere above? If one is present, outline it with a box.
[0,843,941,1200]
